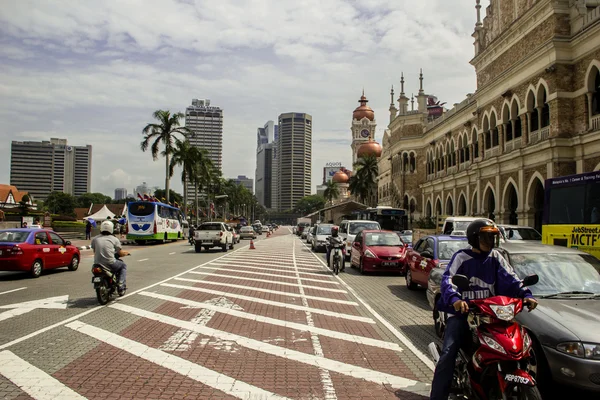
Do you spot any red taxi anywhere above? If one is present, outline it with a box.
[349,230,408,274]
[0,228,81,278]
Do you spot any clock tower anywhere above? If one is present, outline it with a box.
[351,91,377,165]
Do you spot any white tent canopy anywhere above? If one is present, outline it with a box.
[84,205,116,221]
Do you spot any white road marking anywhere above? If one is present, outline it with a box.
[210,259,322,272]
[187,271,347,293]
[196,266,339,284]
[0,287,27,296]
[141,291,401,351]
[0,295,69,323]
[65,321,291,400]
[208,262,332,278]
[161,283,374,323]
[0,246,248,351]
[292,240,337,399]
[0,350,86,399]
[302,241,437,371]
[169,252,176,255]
[107,304,430,396]
[137,258,149,262]
[159,296,243,352]
[173,277,358,305]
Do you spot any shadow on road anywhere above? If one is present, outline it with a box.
[67,297,99,310]
[0,268,72,282]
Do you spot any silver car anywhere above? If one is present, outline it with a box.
[427,242,600,394]
[239,226,256,240]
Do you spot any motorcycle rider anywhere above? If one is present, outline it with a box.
[189,224,195,245]
[91,221,130,295]
[430,219,538,400]
[326,225,345,271]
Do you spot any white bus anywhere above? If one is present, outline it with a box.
[126,201,184,244]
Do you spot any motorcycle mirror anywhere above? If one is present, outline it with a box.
[522,274,539,287]
[452,274,470,291]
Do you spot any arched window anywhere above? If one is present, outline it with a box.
[512,100,522,139]
[503,104,512,142]
[449,140,456,167]
[472,129,479,158]
[593,68,600,116]
[528,90,539,132]
[409,152,416,172]
[490,112,499,147]
[402,153,409,172]
[459,135,465,163]
[464,134,470,161]
[540,87,550,128]
[483,115,491,150]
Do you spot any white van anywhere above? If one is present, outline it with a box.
[338,220,381,259]
[441,217,505,240]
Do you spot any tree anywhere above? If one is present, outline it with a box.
[294,195,325,216]
[323,180,340,205]
[18,194,31,216]
[168,138,200,218]
[44,192,77,215]
[191,150,215,224]
[351,155,379,206]
[77,192,112,208]
[141,110,193,203]
[154,189,183,205]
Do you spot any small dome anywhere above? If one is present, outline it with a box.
[332,169,349,183]
[357,137,383,158]
[353,93,375,121]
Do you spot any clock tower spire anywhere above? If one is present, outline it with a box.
[351,91,377,165]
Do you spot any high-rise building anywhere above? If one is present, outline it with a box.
[185,99,223,198]
[231,175,254,192]
[10,138,92,200]
[114,188,127,200]
[255,121,279,210]
[277,112,312,211]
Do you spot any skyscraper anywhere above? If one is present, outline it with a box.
[185,99,223,197]
[10,138,92,200]
[277,112,312,211]
[231,175,254,192]
[114,188,127,200]
[255,121,278,210]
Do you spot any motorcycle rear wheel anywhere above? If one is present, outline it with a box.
[333,257,339,275]
[96,284,110,305]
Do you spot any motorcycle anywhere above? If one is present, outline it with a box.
[91,254,129,305]
[428,274,541,400]
[328,238,345,275]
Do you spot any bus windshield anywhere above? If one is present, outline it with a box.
[129,202,156,216]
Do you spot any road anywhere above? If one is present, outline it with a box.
[0,228,433,399]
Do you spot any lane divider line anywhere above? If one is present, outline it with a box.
[0,287,27,296]
[65,321,291,400]
[207,263,332,278]
[194,266,340,284]
[160,283,374,323]
[137,258,149,262]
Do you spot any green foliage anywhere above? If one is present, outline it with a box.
[154,189,183,205]
[413,216,436,229]
[77,192,112,208]
[44,192,77,215]
[294,195,326,216]
[350,155,379,205]
[52,221,86,228]
[323,180,340,204]
[21,194,30,203]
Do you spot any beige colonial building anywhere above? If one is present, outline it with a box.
[377,0,600,232]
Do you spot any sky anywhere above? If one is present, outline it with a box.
[0,0,479,198]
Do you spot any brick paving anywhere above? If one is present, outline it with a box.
[0,228,433,399]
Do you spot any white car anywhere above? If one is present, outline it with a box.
[311,223,334,252]
[338,220,381,259]
[194,222,234,253]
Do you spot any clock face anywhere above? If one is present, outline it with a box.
[360,129,370,138]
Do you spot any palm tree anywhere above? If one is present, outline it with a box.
[141,110,193,203]
[352,155,379,206]
[168,138,199,218]
[323,180,340,205]
[190,150,214,225]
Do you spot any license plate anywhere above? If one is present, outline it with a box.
[92,277,102,283]
[381,262,398,267]
[203,240,213,244]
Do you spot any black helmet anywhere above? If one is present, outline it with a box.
[466,219,500,250]
[331,226,339,237]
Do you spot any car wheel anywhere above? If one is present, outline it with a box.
[222,241,228,252]
[195,244,202,253]
[31,259,43,278]
[311,242,315,251]
[433,308,446,338]
[68,255,79,271]
[230,241,234,250]
[406,269,418,290]
[359,258,365,274]
[528,334,552,394]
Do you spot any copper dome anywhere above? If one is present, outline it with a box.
[332,169,349,184]
[353,93,375,121]
[357,136,382,158]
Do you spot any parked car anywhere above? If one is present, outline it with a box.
[498,224,542,241]
[0,228,81,278]
[306,226,316,244]
[427,242,600,394]
[405,235,469,288]
[349,230,408,274]
[227,226,240,244]
[311,223,334,252]
[239,226,256,240]
[339,220,382,259]
[397,230,413,248]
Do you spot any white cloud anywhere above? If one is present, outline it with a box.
[0,0,478,196]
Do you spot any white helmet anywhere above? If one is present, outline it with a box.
[100,220,114,234]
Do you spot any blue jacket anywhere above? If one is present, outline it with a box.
[437,249,533,316]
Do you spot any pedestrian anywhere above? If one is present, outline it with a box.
[85,220,92,240]
[22,221,28,228]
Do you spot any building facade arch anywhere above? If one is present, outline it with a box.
[585,59,600,91]
[445,193,455,216]
[457,191,468,216]
[435,195,443,216]
[525,171,545,211]
[481,182,497,217]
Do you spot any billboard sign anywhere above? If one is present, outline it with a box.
[323,162,343,184]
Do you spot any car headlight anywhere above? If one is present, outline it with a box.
[489,304,515,321]
[480,335,507,354]
[364,249,377,258]
[557,342,600,360]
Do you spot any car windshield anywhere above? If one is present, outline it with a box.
[317,225,333,235]
[349,222,380,234]
[510,253,600,295]
[0,231,30,243]
[199,224,221,231]
[438,240,468,261]
[241,227,253,232]
[399,234,412,244]
[504,227,541,240]
[453,221,471,232]
[365,232,403,246]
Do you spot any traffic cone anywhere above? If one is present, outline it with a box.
[249,239,256,249]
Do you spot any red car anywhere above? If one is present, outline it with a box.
[349,230,408,274]
[0,228,81,278]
